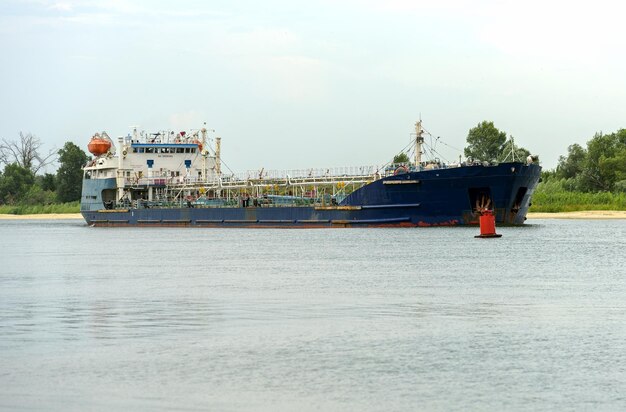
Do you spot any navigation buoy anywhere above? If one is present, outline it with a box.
[475,210,502,238]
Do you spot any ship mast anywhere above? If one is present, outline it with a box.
[215,137,222,176]
[414,120,424,166]
[201,125,207,181]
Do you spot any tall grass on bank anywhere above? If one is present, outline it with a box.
[530,180,626,212]
[0,202,80,215]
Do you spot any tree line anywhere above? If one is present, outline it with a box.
[0,133,89,206]
[546,129,626,192]
[2,121,625,212]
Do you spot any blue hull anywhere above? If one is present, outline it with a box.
[81,162,541,227]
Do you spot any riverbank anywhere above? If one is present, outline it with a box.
[2,211,626,220]
[527,211,626,219]
[0,213,83,220]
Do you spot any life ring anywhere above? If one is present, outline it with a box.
[393,165,409,175]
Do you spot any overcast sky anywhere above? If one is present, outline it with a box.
[1,0,625,172]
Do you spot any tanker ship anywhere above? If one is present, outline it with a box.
[80,121,541,227]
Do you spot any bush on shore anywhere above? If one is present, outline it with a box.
[0,202,79,215]
[530,178,626,213]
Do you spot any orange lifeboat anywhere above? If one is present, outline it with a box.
[88,136,112,156]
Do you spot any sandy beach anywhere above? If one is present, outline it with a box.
[527,211,626,219]
[2,211,626,220]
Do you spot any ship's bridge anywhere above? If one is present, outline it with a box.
[121,141,217,183]
[129,143,199,154]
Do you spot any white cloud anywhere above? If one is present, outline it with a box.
[48,2,74,12]
[253,55,329,101]
[478,1,626,65]
[169,111,204,131]
[165,25,331,101]
[220,28,300,57]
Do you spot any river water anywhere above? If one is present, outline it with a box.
[1,219,626,411]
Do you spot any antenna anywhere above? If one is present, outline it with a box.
[129,125,140,141]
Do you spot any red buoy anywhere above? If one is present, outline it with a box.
[475,210,502,238]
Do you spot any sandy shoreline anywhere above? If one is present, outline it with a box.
[527,211,626,219]
[1,211,626,220]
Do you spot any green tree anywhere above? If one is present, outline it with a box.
[21,184,57,206]
[554,129,626,192]
[0,163,35,204]
[615,180,626,193]
[464,121,507,162]
[580,132,622,191]
[607,130,626,185]
[556,143,587,180]
[38,173,57,192]
[56,142,89,203]
[598,147,626,190]
[392,153,410,164]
